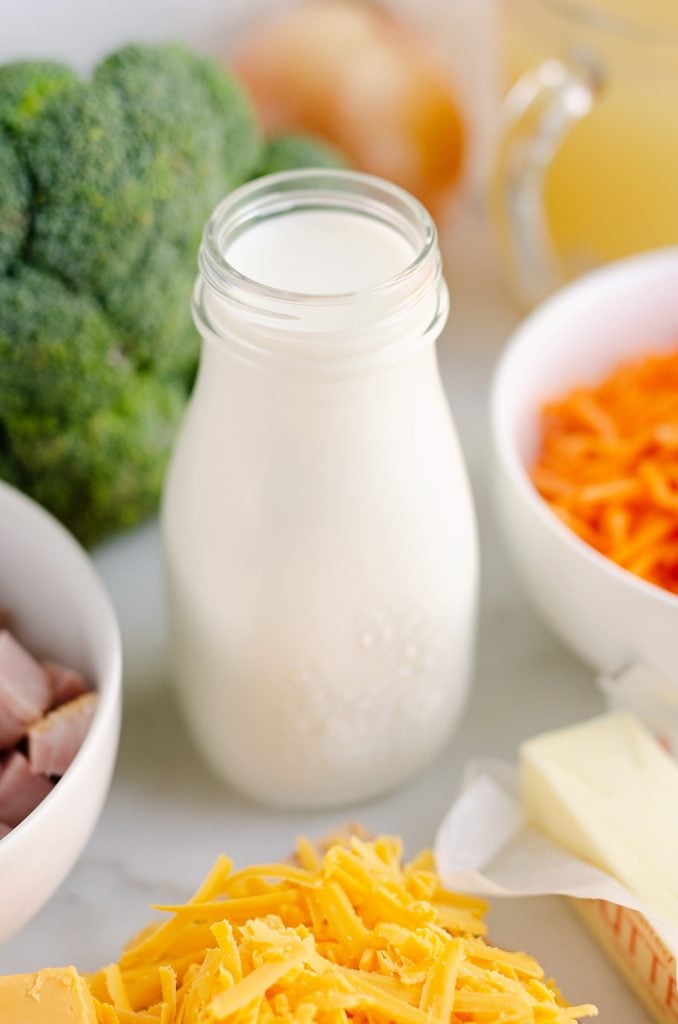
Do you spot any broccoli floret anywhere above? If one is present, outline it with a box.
[29,45,264,299]
[0,129,29,272]
[0,61,77,142]
[255,134,347,177]
[103,239,199,379]
[94,44,263,254]
[85,377,185,535]
[0,267,130,422]
[9,377,185,546]
[28,79,155,295]
[183,51,264,190]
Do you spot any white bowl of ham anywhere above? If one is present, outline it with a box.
[0,480,121,941]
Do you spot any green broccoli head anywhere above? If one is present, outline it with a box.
[0,44,263,543]
[0,44,346,545]
[255,135,347,178]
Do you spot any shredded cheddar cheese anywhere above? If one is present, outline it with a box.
[86,836,597,1023]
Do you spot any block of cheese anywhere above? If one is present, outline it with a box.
[0,966,96,1023]
[521,711,678,928]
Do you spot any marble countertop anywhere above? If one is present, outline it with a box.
[0,204,650,1023]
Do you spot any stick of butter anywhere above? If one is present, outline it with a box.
[521,710,678,928]
[0,966,96,1023]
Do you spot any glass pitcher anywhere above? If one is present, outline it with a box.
[162,170,478,809]
[492,0,678,306]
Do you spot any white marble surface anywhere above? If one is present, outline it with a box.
[0,202,650,1022]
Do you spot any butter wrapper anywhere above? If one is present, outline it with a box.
[435,763,678,1024]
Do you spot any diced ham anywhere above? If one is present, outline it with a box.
[43,660,89,708]
[0,822,11,840]
[0,751,53,827]
[0,631,51,747]
[28,692,97,777]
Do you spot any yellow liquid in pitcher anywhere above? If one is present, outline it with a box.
[504,0,678,277]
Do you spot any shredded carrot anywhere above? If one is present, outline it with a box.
[532,348,678,594]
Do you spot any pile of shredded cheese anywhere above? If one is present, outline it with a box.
[532,348,678,593]
[86,835,596,1024]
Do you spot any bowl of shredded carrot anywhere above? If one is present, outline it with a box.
[491,247,678,681]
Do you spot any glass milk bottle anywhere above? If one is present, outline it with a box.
[163,170,477,808]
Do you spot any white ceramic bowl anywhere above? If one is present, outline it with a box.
[491,248,678,680]
[0,481,121,941]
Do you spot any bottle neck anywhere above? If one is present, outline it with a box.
[193,170,449,378]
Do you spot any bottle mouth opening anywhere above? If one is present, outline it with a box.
[194,169,448,373]
[199,168,437,303]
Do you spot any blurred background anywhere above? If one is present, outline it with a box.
[6,0,678,315]
[2,0,498,210]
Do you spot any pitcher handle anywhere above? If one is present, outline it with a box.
[491,56,602,307]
